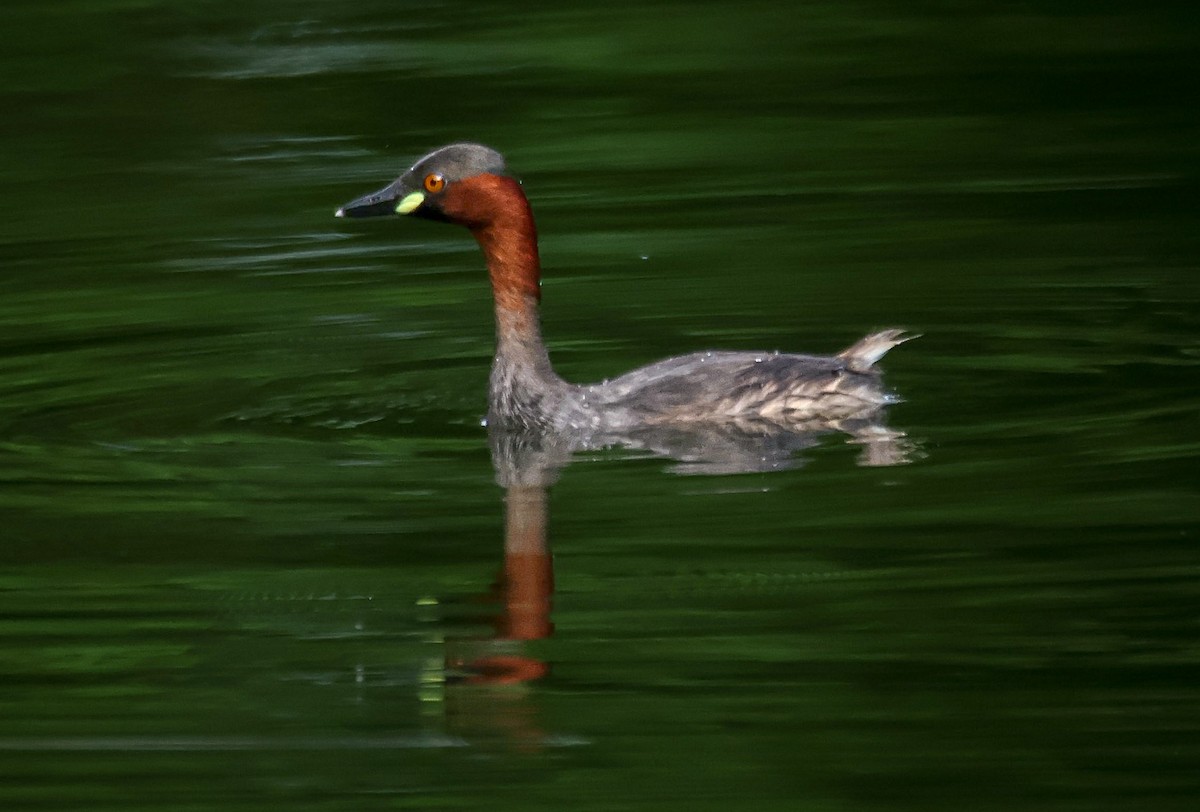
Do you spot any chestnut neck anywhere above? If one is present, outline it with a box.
[459,175,544,336]
[448,174,568,418]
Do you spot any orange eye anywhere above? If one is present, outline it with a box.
[423,173,446,194]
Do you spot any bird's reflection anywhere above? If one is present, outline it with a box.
[441,412,914,746]
[448,484,553,685]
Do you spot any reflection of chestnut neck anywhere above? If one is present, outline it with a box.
[500,485,553,641]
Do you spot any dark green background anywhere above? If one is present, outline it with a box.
[1,2,1197,810]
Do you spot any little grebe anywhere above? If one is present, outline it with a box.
[336,143,912,435]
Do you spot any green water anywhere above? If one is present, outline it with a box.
[2,2,1198,809]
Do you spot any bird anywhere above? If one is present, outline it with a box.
[336,143,913,440]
